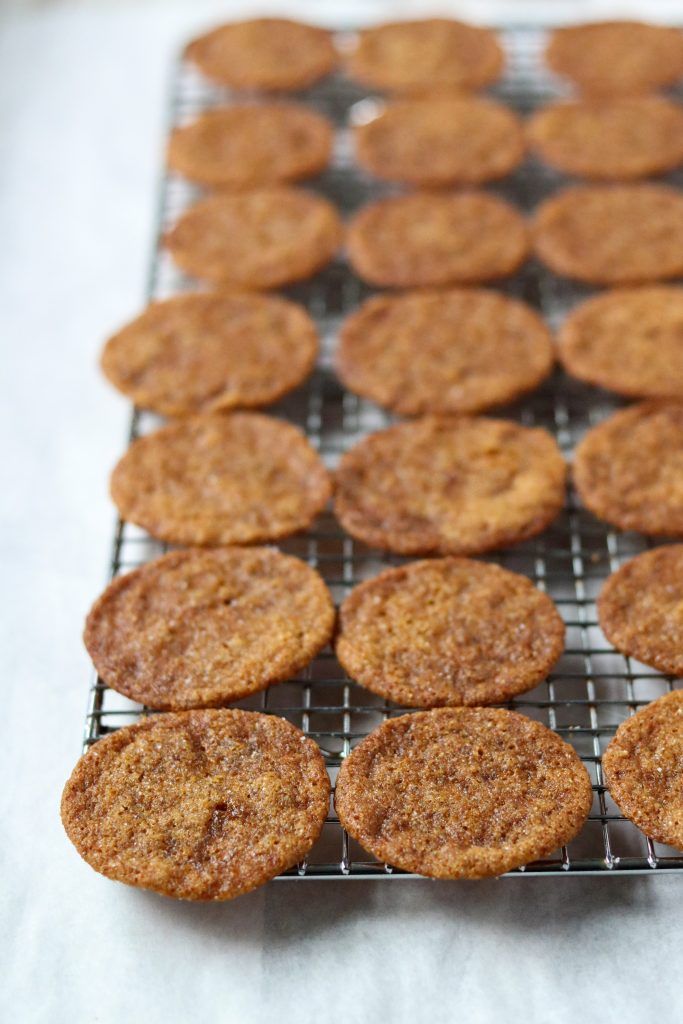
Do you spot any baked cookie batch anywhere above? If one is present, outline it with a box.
[62,17,683,898]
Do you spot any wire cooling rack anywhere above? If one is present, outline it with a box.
[84,25,683,877]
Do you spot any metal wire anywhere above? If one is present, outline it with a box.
[84,26,683,877]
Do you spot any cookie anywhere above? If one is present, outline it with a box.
[110,412,331,546]
[167,104,333,189]
[533,184,683,286]
[334,416,566,556]
[165,188,342,289]
[527,96,683,181]
[603,690,683,850]
[558,287,683,400]
[85,548,335,710]
[347,192,529,288]
[346,18,503,94]
[61,709,330,900]
[101,292,318,417]
[336,558,565,707]
[573,402,683,535]
[598,546,683,676]
[545,21,683,96]
[336,289,553,416]
[355,97,524,186]
[184,18,337,91]
[335,707,593,878]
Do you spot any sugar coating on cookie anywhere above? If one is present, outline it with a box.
[574,402,683,535]
[337,289,553,416]
[334,415,566,556]
[61,709,331,899]
[110,412,331,546]
[101,292,318,416]
[335,707,593,878]
[85,548,335,710]
[603,690,683,850]
[336,558,565,706]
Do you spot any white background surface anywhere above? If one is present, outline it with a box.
[1,2,682,1022]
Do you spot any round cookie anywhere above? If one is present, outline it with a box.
[347,192,529,288]
[346,18,503,94]
[167,104,333,189]
[533,185,683,286]
[61,709,330,900]
[573,402,683,536]
[110,412,331,546]
[527,97,683,181]
[355,97,524,186]
[101,292,318,417]
[336,289,553,416]
[165,188,342,289]
[598,546,683,676]
[336,558,565,707]
[184,18,337,91]
[85,548,335,710]
[603,690,683,850]
[335,707,593,878]
[558,287,683,400]
[545,21,683,97]
[333,416,566,556]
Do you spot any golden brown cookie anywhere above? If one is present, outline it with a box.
[61,709,330,900]
[603,690,683,850]
[346,18,503,94]
[334,416,566,556]
[110,412,331,546]
[165,188,342,289]
[545,21,683,96]
[347,192,529,288]
[185,18,337,91]
[558,287,683,400]
[355,97,524,186]
[527,96,683,181]
[335,707,593,878]
[336,289,553,416]
[84,548,335,710]
[336,558,565,707]
[598,546,683,676]
[101,292,318,416]
[533,184,683,286]
[573,402,683,535]
[167,104,333,189]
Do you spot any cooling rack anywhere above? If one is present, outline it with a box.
[84,25,683,877]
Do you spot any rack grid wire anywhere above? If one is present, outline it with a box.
[84,25,683,878]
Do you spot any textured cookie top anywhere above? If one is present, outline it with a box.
[533,185,683,286]
[61,709,331,900]
[336,558,565,707]
[185,18,337,91]
[603,690,683,850]
[167,104,333,189]
[545,21,683,96]
[335,707,593,878]
[85,548,335,710]
[574,402,683,536]
[527,97,683,181]
[558,287,683,401]
[346,19,503,94]
[598,546,683,677]
[355,97,524,186]
[101,292,318,417]
[165,189,342,289]
[334,416,566,556]
[347,192,529,288]
[110,412,331,546]
[336,289,553,416]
